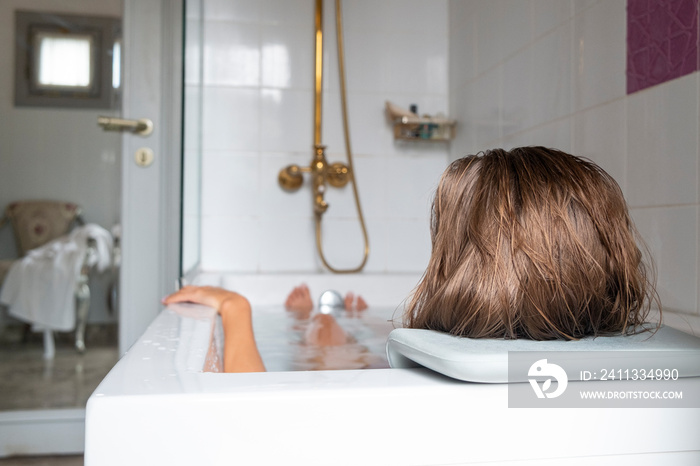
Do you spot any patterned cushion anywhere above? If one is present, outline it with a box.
[4,201,82,256]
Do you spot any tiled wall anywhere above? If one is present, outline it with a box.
[448,0,700,317]
[197,0,450,273]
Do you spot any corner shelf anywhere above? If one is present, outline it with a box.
[391,115,456,142]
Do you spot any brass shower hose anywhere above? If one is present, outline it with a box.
[314,0,370,273]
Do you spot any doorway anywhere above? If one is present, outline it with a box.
[0,1,121,413]
[0,0,184,457]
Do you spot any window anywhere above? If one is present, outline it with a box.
[14,11,120,108]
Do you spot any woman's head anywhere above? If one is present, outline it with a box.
[404,146,658,340]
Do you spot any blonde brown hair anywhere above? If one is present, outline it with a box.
[404,147,659,340]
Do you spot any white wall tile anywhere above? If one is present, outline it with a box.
[474,0,504,74]
[449,83,478,161]
[573,0,626,111]
[572,0,598,15]
[501,131,531,150]
[320,0,339,93]
[202,87,260,151]
[632,206,698,315]
[626,73,699,208]
[384,218,432,272]
[386,0,448,34]
[502,47,533,137]
[572,98,626,192]
[258,218,317,272]
[342,0,394,32]
[384,154,446,219]
[343,92,394,156]
[320,90,346,155]
[203,21,260,86]
[501,0,533,59]
[530,26,572,126]
[261,24,314,89]
[260,0,314,26]
[343,30,391,93]
[503,116,572,153]
[386,32,448,95]
[201,216,260,271]
[205,0,260,22]
[448,0,476,88]
[201,152,259,217]
[469,66,502,147]
[532,0,572,39]
[260,89,314,153]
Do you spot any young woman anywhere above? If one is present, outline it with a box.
[164,146,660,372]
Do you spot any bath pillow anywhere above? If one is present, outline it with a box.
[386,325,700,383]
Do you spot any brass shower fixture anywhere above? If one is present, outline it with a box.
[278,145,351,216]
[277,0,370,274]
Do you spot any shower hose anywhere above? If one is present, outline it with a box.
[315,0,370,274]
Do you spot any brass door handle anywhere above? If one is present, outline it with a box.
[97,116,153,136]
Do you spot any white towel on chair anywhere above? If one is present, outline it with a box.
[0,224,113,332]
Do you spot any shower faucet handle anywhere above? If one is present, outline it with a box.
[327,162,350,188]
[278,164,306,191]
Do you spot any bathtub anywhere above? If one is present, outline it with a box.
[85,274,700,465]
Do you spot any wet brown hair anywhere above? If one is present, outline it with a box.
[404,147,659,340]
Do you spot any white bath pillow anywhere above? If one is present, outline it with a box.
[386,325,700,383]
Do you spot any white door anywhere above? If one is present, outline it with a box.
[119,0,183,354]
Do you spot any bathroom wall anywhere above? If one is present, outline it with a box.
[0,0,122,323]
[448,0,700,317]
[197,0,450,274]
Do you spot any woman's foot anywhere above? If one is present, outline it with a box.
[356,295,368,311]
[344,292,354,311]
[344,292,368,312]
[285,284,313,315]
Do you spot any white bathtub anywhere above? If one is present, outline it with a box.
[85,274,700,465]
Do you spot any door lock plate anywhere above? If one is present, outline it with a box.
[135,148,154,167]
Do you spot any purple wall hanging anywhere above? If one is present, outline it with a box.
[627,0,699,94]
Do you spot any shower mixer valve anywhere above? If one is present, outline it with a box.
[278,145,351,216]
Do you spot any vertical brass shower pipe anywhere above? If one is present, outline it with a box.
[278,0,370,273]
[312,0,328,217]
[313,0,323,147]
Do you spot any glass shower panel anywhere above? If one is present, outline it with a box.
[181,0,203,276]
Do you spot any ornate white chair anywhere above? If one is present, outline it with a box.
[0,200,98,356]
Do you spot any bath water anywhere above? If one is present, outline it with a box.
[250,306,399,371]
